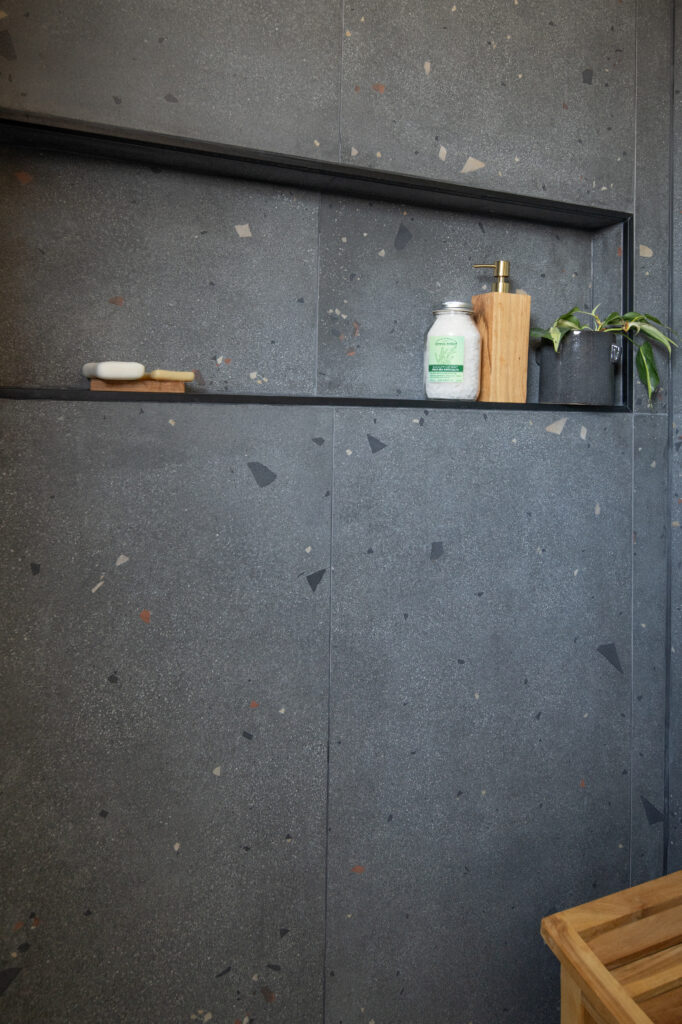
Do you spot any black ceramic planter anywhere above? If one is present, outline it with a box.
[535,330,622,406]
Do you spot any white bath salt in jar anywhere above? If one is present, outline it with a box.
[424,300,481,400]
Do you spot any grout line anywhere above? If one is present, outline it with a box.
[320,409,335,1024]
[629,412,635,888]
[314,193,322,396]
[338,0,345,163]
[662,0,677,876]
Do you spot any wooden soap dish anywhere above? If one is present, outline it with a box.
[89,379,186,394]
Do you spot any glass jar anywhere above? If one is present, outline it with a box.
[424,300,481,400]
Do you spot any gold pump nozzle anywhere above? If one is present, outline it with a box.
[473,259,510,293]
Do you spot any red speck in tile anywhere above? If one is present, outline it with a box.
[351,865,365,874]
[372,83,386,94]
[261,986,276,1003]
[354,85,361,92]
[580,779,586,788]
[617,246,623,258]
[562,103,568,110]
[109,296,124,306]
[140,609,151,623]
[250,700,259,708]
[15,171,33,185]
[352,320,360,337]
[13,922,24,932]
[347,350,356,356]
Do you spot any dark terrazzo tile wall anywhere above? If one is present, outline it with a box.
[338,0,636,209]
[0,0,343,162]
[631,414,670,883]
[667,0,682,872]
[327,407,632,1023]
[632,0,674,414]
[0,146,320,391]
[0,401,332,1023]
[0,0,635,208]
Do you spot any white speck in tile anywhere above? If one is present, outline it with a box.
[115,554,129,567]
[279,707,286,714]
[474,692,480,700]
[438,144,447,161]
[641,623,647,629]
[249,371,258,379]
[580,425,587,440]
[252,974,259,981]
[639,244,653,258]
[516,288,529,295]
[212,766,221,777]
[461,156,485,173]
[174,842,181,852]
[313,139,320,147]
[595,502,601,516]
[216,356,223,365]
[363,231,368,237]
[546,417,567,435]
[574,568,579,576]
[412,418,420,423]
[536,546,543,555]
[335,308,341,315]
[351,146,359,156]
[305,546,312,553]
[360,15,365,20]
[424,60,431,75]
[345,29,351,36]
[512,438,517,444]
[673,521,680,528]
[203,1015,213,1022]
[650,460,656,468]
[346,449,353,455]
[341,236,347,242]
[518,72,523,78]
[235,223,252,238]
[376,151,382,158]
[378,249,386,257]
[584,713,589,718]
[481,789,486,795]
[168,418,175,426]
[91,580,104,594]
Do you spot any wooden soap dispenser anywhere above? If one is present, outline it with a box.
[471,260,531,403]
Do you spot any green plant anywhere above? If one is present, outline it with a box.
[530,306,677,403]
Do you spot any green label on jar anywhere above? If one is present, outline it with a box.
[428,335,465,382]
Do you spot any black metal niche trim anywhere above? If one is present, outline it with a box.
[0,108,630,231]
[0,108,634,410]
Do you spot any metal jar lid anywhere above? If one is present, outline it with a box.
[433,300,474,314]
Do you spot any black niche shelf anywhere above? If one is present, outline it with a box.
[0,107,635,410]
[0,386,631,415]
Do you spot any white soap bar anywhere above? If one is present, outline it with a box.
[82,361,146,380]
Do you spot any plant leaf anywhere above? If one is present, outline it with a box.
[636,340,660,403]
[637,322,675,353]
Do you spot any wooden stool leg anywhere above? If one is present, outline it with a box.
[561,967,590,1024]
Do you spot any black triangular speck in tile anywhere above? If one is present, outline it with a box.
[394,223,413,250]
[641,795,664,825]
[597,643,623,674]
[430,541,444,561]
[247,461,277,487]
[306,569,326,593]
[312,437,325,446]
[0,967,22,996]
[367,434,387,454]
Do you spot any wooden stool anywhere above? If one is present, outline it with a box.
[541,871,682,1023]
